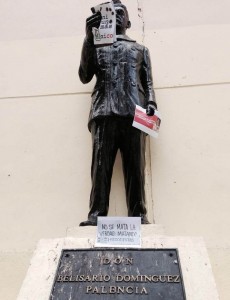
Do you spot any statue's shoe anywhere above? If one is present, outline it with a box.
[140,214,151,224]
[79,220,97,226]
[79,215,97,226]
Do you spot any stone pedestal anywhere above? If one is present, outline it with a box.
[17,225,219,300]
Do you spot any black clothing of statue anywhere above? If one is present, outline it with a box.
[79,34,157,225]
[79,35,156,129]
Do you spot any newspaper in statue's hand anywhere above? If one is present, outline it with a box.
[92,1,116,45]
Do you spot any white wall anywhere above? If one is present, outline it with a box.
[146,24,230,300]
[0,0,230,299]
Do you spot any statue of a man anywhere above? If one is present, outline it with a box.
[79,0,157,226]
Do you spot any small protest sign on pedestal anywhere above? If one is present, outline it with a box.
[95,217,141,248]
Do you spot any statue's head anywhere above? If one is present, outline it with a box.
[112,0,131,34]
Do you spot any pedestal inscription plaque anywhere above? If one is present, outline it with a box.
[50,249,186,299]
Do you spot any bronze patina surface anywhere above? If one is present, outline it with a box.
[78,0,157,226]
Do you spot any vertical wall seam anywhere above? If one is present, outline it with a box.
[136,0,145,44]
[145,137,155,223]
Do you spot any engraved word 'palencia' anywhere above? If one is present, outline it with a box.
[86,285,148,295]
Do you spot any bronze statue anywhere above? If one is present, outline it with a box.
[79,0,157,226]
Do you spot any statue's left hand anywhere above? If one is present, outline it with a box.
[146,103,156,116]
[85,12,102,42]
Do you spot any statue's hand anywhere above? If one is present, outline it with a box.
[146,103,157,116]
[86,12,102,41]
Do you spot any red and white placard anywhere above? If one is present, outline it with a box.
[132,105,161,138]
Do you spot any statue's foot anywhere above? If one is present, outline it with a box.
[140,214,151,224]
[79,220,97,226]
[79,215,97,226]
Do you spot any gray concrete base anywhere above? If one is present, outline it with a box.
[17,225,219,300]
